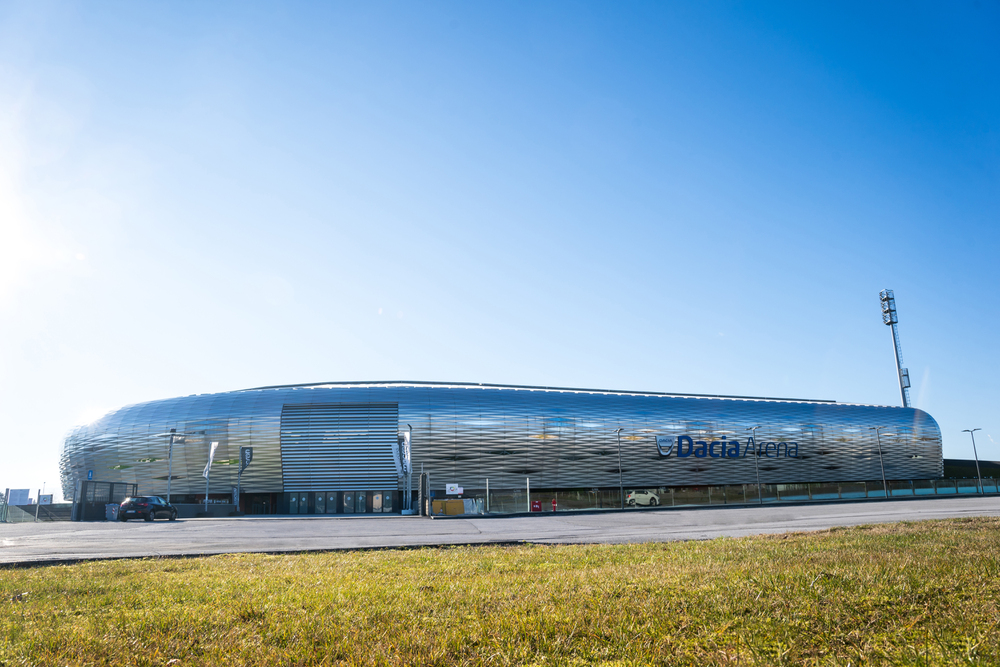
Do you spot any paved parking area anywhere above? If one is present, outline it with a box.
[3,495,1000,565]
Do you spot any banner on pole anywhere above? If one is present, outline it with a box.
[239,446,253,472]
[203,442,219,479]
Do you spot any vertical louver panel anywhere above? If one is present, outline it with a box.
[280,403,399,491]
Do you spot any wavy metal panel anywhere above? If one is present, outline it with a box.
[280,403,398,491]
[59,382,943,500]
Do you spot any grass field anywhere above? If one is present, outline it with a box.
[2,518,999,666]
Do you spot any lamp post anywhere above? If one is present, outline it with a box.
[747,426,763,505]
[166,429,176,504]
[406,424,413,512]
[962,429,984,494]
[869,426,889,499]
[615,428,624,509]
[156,428,207,504]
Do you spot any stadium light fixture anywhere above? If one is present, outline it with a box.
[879,290,911,408]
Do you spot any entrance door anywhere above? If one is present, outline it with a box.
[315,492,325,514]
[372,492,383,513]
[327,492,337,514]
[299,493,309,514]
[382,491,393,513]
[343,492,354,513]
[288,493,298,514]
[356,491,367,513]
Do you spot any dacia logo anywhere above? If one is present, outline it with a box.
[655,435,799,459]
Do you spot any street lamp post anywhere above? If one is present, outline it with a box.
[747,426,763,505]
[406,424,413,512]
[166,428,176,504]
[615,428,624,509]
[870,426,889,499]
[962,429,984,494]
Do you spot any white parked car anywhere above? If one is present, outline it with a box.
[626,489,660,506]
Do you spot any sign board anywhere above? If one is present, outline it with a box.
[8,489,30,505]
[39,494,53,505]
[87,470,93,481]
[445,483,463,495]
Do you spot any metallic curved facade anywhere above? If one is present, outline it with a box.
[60,381,943,503]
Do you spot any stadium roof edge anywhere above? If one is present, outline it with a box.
[232,380,841,405]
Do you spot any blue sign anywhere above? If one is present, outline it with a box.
[656,435,799,459]
[87,470,93,480]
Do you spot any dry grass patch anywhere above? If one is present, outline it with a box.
[2,517,999,665]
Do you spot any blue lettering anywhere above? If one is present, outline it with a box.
[663,434,799,460]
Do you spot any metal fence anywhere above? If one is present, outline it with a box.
[71,481,138,521]
[4,504,74,523]
[477,477,1000,514]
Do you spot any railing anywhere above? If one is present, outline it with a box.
[3,504,74,523]
[475,477,1000,514]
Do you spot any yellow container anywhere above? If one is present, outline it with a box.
[431,499,467,515]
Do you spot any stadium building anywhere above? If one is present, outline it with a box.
[60,381,944,516]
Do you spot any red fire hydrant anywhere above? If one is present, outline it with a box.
[551,498,557,512]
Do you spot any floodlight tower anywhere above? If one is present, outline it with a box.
[879,289,911,408]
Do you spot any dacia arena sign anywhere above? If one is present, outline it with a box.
[656,435,799,459]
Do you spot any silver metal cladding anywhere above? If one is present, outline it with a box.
[59,382,943,501]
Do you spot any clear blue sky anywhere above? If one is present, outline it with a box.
[1,2,998,500]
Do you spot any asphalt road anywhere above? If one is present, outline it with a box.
[3,495,1000,565]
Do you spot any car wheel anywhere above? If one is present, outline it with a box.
[145,511,154,522]
[650,497,659,506]
[169,511,177,521]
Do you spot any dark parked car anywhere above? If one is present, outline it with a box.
[119,496,177,522]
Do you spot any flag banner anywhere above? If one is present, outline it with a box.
[203,442,219,479]
[240,447,253,473]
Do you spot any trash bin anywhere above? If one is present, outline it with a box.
[105,503,119,521]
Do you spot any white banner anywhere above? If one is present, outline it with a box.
[203,441,219,479]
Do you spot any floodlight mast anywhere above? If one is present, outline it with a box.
[879,289,911,408]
